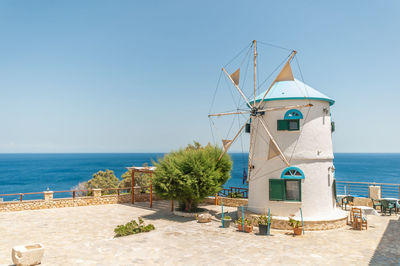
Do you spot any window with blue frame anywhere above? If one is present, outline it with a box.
[269,167,304,202]
[284,109,303,120]
[277,109,303,131]
[281,167,305,179]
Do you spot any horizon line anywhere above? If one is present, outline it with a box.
[0,152,399,154]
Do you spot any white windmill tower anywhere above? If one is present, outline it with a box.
[209,40,346,228]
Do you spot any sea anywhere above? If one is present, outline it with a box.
[0,153,399,201]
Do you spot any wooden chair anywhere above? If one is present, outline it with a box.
[381,200,396,215]
[371,198,382,211]
[352,208,367,230]
[342,196,354,210]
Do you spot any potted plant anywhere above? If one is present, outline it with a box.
[236,217,253,233]
[222,215,232,228]
[257,215,273,235]
[288,217,303,235]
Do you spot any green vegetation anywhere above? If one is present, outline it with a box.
[288,217,302,228]
[257,215,273,225]
[153,142,232,212]
[114,217,155,237]
[87,170,119,194]
[118,163,151,192]
[71,169,119,195]
[235,217,252,226]
[228,192,243,198]
[223,215,232,220]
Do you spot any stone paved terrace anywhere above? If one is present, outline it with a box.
[0,201,399,265]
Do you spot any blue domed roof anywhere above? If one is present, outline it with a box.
[250,79,335,106]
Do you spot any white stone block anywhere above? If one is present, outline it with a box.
[12,243,44,266]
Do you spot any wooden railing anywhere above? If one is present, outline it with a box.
[0,187,135,202]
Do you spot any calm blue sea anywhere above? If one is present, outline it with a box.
[0,153,399,201]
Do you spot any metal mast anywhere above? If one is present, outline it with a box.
[253,40,257,104]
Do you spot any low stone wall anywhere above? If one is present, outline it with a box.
[0,188,159,212]
[203,196,248,207]
[237,208,348,231]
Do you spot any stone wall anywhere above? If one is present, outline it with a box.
[0,187,159,212]
[203,196,248,207]
[237,208,348,231]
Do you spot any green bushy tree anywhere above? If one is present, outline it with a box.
[153,142,232,212]
[87,170,119,193]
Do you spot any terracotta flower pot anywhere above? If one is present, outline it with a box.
[293,227,303,235]
[238,224,253,233]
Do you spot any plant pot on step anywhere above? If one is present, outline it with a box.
[293,227,303,236]
[222,216,232,228]
[288,217,303,236]
[238,224,253,233]
[258,224,270,235]
[257,215,273,235]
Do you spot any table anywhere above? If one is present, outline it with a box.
[382,198,400,208]
[348,206,378,226]
[351,206,379,216]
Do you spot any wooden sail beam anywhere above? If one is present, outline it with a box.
[218,116,251,160]
[222,68,252,108]
[258,103,313,113]
[208,110,251,117]
[247,116,257,182]
[256,50,297,109]
[258,118,290,167]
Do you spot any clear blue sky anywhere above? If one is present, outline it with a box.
[0,1,399,153]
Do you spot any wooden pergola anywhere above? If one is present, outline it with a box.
[126,166,173,211]
[126,166,156,208]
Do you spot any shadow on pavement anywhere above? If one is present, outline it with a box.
[369,216,400,265]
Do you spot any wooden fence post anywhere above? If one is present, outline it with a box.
[150,172,153,208]
[131,170,135,204]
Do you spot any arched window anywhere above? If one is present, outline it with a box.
[281,167,305,179]
[277,109,303,131]
[269,167,304,202]
[284,109,303,120]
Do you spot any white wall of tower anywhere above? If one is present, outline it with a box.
[247,99,338,219]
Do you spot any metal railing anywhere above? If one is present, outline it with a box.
[336,181,400,199]
[2,181,398,203]
[218,187,248,198]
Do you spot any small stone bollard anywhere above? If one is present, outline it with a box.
[43,191,53,201]
[92,189,102,198]
[134,186,141,194]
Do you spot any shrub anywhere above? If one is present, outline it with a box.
[114,217,155,237]
[228,192,243,198]
[153,142,232,212]
[223,215,232,220]
[288,217,302,228]
[257,215,273,225]
[70,181,89,196]
[87,169,119,194]
[235,217,252,226]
